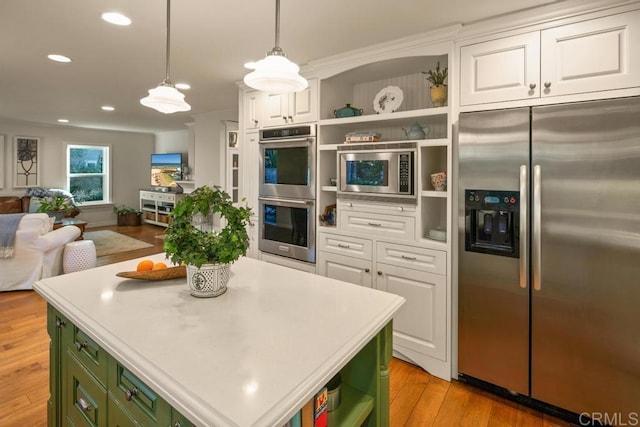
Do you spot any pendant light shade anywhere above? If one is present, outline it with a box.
[243,0,307,94]
[140,0,190,114]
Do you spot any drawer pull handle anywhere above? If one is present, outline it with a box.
[56,319,66,328]
[401,255,417,261]
[125,387,139,401]
[368,222,381,227]
[337,243,350,248]
[77,397,92,412]
[75,341,87,351]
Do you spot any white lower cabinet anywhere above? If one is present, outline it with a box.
[375,262,446,362]
[318,252,373,288]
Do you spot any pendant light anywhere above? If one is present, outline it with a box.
[243,0,308,94]
[140,0,190,114]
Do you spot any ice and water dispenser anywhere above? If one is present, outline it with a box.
[464,190,520,258]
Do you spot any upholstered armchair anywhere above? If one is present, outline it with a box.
[0,213,81,291]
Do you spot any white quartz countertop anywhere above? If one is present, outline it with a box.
[34,254,404,427]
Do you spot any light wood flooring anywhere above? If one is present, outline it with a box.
[0,224,572,426]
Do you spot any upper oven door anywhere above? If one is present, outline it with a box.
[259,135,316,199]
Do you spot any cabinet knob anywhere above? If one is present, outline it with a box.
[174,423,183,427]
[544,82,551,89]
[529,83,536,90]
[254,119,258,126]
[364,268,370,273]
[282,116,287,122]
[75,341,87,352]
[56,319,66,328]
[125,387,139,401]
[77,397,92,412]
[377,271,383,276]
[288,115,293,121]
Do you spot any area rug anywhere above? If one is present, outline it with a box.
[83,230,154,257]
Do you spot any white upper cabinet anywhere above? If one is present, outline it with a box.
[460,9,640,106]
[540,10,640,97]
[262,78,318,127]
[243,91,262,132]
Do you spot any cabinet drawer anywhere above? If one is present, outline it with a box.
[338,199,416,216]
[66,354,107,427]
[140,191,157,200]
[318,232,372,260]
[66,325,108,386]
[376,242,446,275]
[339,210,415,240]
[108,359,171,426]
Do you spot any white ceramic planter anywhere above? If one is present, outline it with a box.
[186,263,230,298]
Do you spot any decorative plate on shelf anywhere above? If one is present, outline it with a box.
[373,86,403,114]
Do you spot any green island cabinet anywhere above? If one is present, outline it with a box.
[47,304,394,427]
[39,255,403,426]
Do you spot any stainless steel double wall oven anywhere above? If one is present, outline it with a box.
[258,125,316,263]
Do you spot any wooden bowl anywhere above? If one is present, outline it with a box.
[116,265,186,281]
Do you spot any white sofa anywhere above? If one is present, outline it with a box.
[0,213,81,291]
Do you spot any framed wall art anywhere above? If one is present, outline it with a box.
[13,136,41,188]
[0,135,5,189]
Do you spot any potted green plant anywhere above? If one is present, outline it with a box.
[112,204,142,226]
[37,195,77,223]
[163,186,252,298]
[422,61,448,107]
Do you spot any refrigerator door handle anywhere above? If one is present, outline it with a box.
[533,164,542,291]
[520,165,528,289]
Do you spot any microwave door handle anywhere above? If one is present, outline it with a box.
[259,197,312,205]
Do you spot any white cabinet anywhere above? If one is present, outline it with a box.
[262,79,318,127]
[240,131,260,259]
[375,261,446,361]
[318,252,373,288]
[139,190,184,228]
[243,91,262,132]
[460,9,640,105]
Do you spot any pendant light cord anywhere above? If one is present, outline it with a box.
[274,0,280,48]
[164,0,172,84]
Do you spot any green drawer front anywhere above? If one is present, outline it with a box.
[67,325,108,386]
[66,354,107,427]
[108,359,170,425]
[172,409,196,427]
[108,395,145,427]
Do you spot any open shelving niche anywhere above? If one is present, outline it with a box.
[316,54,452,247]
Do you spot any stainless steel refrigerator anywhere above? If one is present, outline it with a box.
[458,97,640,417]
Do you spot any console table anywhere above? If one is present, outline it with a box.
[53,219,87,240]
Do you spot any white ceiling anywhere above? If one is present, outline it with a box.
[0,0,562,134]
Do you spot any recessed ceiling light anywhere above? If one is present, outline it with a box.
[58,119,69,123]
[101,105,115,111]
[48,54,72,63]
[101,12,131,26]
[175,83,191,90]
[244,62,257,70]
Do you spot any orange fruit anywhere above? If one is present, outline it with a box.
[136,260,154,272]
[152,262,167,270]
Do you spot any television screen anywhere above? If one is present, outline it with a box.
[151,153,182,188]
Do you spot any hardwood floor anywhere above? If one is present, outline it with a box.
[0,224,571,426]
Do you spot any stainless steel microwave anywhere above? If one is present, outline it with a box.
[337,142,417,204]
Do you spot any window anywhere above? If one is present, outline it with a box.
[66,144,110,204]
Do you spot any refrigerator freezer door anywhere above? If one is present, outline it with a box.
[531,97,640,415]
[458,108,530,395]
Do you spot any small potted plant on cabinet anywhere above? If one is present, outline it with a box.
[163,186,252,298]
[422,62,448,107]
[113,204,142,226]
[37,195,78,223]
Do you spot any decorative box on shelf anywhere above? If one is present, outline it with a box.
[345,131,381,143]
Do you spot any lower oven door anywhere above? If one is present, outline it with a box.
[258,197,316,263]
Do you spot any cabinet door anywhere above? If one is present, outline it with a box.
[540,10,640,97]
[460,32,540,105]
[239,132,259,219]
[243,90,262,131]
[376,263,446,361]
[263,92,289,127]
[289,78,318,124]
[318,251,372,288]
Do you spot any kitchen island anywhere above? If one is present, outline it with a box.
[34,254,404,426]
